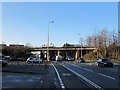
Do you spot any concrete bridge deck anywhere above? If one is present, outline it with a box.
[32,47,96,51]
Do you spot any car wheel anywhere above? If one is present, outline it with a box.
[102,64,105,67]
[110,65,113,67]
[27,61,31,64]
[99,63,102,67]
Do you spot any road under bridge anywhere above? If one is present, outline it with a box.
[31,47,96,60]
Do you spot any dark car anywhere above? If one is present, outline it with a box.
[78,58,85,63]
[10,57,18,61]
[0,59,8,66]
[66,56,74,61]
[97,58,113,67]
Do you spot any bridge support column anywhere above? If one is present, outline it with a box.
[66,51,68,57]
[75,50,80,60]
[58,50,60,56]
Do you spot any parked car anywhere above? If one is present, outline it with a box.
[18,57,26,61]
[56,55,63,61]
[26,57,43,63]
[97,58,113,67]
[66,56,74,61]
[51,56,56,61]
[0,59,8,66]
[78,58,86,63]
[4,56,11,60]
[10,57,18,61]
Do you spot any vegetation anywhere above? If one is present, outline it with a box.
[2,45,32,58]
[84,29,119,60]
[1,29,120,60]
[63,29,120,60]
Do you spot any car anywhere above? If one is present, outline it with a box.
[97,58,113,67]
[26,57,43,63]
[0,59,8,66]
[18,57,26,61]
[10,57,18,61]
[56,55,63,61]
[4,56,11,60]
[78,58,86,63]
[51,56,56,61]
[66,56,74,61]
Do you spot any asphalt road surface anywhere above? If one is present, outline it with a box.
[1,61,120,90]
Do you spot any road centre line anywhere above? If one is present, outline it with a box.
[61,64,104,90]
[51,63,65,89]
[64,62,116,81]
[97,73,116,80]
[66,62,93,72]
[65,62,82,68]
[65,62,116,80]
[83,68,93,72]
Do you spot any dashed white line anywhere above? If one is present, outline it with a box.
[97,73,116,80]
[64,61,116,80]
[83,68,93,72]
[71,64,76,66]
[61,64,104,90]
[51,63,65,89]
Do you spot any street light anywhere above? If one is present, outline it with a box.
[47,21,54,62]
[78,34,83,59]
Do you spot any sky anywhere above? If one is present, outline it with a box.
[2,2,118,47]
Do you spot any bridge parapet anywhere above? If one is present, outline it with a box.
[32,47,96,51]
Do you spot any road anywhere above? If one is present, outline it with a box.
[1,61,119,90]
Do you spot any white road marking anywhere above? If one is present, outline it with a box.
[83,68,93,72]
[61,65,104,90]
[73,65,82,69]
[97,73,116,80]
[66,62,82,69]
[72,64,76,66]
[64,61,116,80]
[51,63,65,89]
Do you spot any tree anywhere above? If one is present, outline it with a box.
[63,43,72,47]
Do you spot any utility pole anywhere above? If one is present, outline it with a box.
[47,21,54,62]
[78,34,82,59]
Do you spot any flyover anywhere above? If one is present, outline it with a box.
[31,47,96,60]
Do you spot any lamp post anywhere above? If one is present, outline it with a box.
[47,21,54,62]
[78,34,83,59]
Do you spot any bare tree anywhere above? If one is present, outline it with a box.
[86,36,93,47]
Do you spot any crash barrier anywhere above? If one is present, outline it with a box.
[7,60,47,66]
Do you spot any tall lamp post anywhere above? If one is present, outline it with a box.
[78,34,83,59]
[47,21,54,62]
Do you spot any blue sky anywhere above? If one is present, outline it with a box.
[2,2,118,47]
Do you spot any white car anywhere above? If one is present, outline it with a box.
[56,55,62,61]
[66,56,74,61]
[26,57,43,63]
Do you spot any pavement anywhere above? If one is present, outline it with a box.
[1,61,120,90]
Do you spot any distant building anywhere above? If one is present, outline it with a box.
[42,43,54,47]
